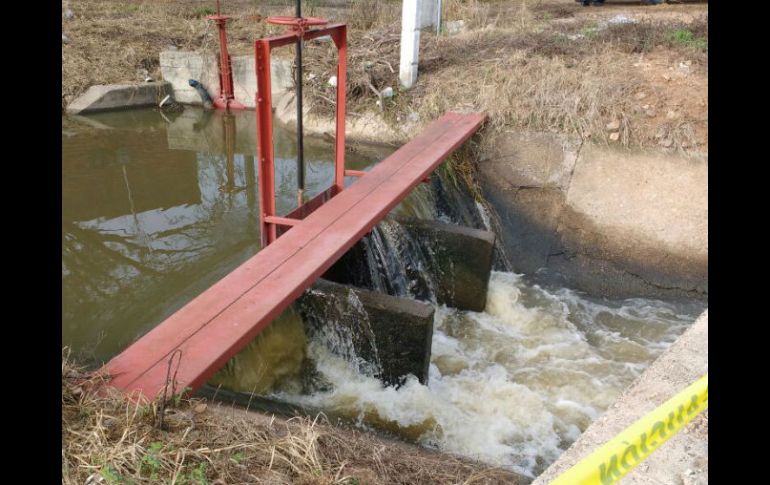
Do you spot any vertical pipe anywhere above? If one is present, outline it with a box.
[333,26,347,191]
[295,0,305,205]
[256,40,277,246]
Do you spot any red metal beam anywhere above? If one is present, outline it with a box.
[256,23,347,247]
[101,112,486,402]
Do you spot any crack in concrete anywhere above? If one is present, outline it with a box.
[545,137,585,268]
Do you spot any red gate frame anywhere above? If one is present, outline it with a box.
[255,23,348,247]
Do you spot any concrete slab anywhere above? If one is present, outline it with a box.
[480,131,579,191]
[160,50,293,109]
[299,279,434,387]
[66,81,171,115]
[159,50,220,106]
[478,135,708,299]
[533,310,708,485]
[565,144,708,266]
[397,218,496,312]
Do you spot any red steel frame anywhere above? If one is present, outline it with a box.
[102,112,487,402]
[208,13,247,110]
[256,23,348,247]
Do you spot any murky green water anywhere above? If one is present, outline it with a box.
[62,107,391,363]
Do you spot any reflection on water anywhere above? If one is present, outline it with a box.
[62,107,390,363]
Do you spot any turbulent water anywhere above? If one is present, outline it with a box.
[209,169,703,478]
[220,269,700,478]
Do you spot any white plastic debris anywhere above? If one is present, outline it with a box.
[84,473,105,485]
[327,76,338,87]
[159,94,171,108]
[381,87,394,98]
[607,15,636,25]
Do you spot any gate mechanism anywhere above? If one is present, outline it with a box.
[256,13,349,247]
[206,1,249,110]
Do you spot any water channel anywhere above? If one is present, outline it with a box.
[62,107,704,478]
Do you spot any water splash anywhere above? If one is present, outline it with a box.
[300,286,384,379]
[276,271,700,477]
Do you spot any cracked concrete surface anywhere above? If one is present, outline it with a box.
[478,131,707,299]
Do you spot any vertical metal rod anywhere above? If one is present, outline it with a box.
[295,0,305,205]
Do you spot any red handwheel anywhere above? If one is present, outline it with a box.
[266,16,328,32]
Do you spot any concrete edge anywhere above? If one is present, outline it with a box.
[66,81,171,115]
[532,309,708,485]
[312,278,435,321]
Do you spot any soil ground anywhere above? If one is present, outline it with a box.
[62,0,707,151]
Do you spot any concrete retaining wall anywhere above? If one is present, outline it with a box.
[323,218,495,312]
[299,279,434,387]
[478,131,708,299]
[66,81,172,115]
[160,50,403,145]
[398,218,496,312]
[159,50,293,109]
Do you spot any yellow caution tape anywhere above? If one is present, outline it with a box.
[549,373,708,485]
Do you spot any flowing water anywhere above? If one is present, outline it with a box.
[62,107,704,478]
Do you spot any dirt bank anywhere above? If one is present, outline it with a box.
[62,353,526,485]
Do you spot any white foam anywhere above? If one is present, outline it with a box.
[275,271,700,476]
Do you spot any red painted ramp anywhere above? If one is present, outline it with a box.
[102,112,486,401]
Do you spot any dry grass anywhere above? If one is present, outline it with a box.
[62,0,708,149]
[62,0,304,111]
[62,351,524,485]
[300,1,707,150]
